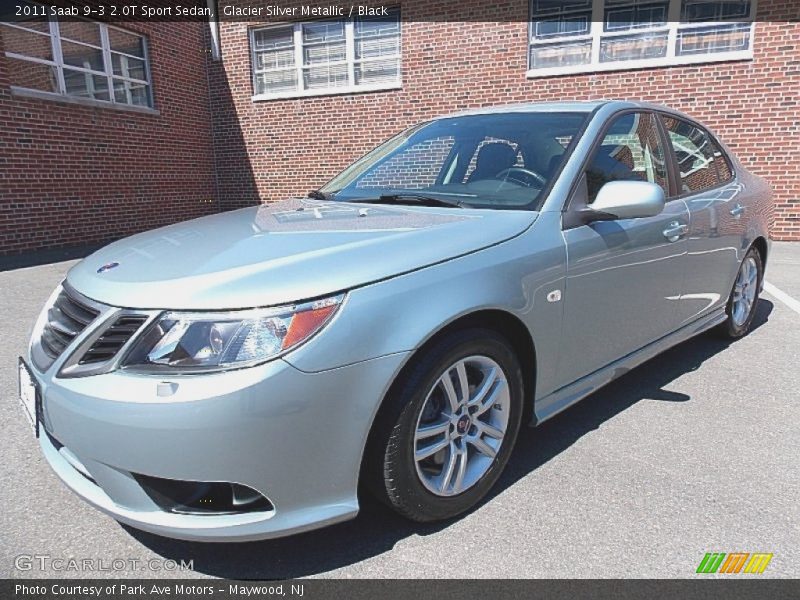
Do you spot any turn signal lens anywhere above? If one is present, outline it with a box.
[282,304,338,349]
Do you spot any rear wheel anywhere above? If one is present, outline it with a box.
[716,247,762,339]
[365,328,524,522]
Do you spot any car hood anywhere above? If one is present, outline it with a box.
[67,198,537,309]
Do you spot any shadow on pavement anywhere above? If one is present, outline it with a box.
[0,243,107,272]
[127,300,773,579]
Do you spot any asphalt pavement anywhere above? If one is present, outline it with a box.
[1,243,798,579]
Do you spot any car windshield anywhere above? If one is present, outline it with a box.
[320,111,590,210]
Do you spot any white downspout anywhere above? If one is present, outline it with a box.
[207,0,220,60]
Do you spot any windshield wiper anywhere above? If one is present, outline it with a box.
[349,194,462,208]
[307,189,333,200]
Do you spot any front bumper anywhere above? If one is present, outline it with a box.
[33,352,407,542]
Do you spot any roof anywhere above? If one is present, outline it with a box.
[439,100,675,119]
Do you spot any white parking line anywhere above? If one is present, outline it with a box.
[764,282,800,316]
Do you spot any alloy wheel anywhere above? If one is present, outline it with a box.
[413,355,510,497]
[732,256,758,327]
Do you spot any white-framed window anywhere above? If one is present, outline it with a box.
[250,9,401,100]
[528,0,756,77]
[1,10,152,108]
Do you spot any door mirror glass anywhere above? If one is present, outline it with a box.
[589,180,666,220]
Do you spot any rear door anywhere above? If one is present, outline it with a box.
[558,111,689,385]
[658,114,744,324]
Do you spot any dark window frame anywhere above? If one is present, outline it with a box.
[656,111,737,200]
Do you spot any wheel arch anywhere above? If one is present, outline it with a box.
[751,235,768,270]
[358,308,538,492]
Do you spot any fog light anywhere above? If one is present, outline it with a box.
[133,473,273,515]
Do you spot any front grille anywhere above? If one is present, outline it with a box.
[37,288,100,369]
[80,316,148,365]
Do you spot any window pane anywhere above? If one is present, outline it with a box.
[677,23,751,55]
[681,0,751,21]
[531,0,592,43]
[256,69,297,94]
[355,19,400,60]
[532,0,592,15]
[57,21,102,47]
[61,39,105,71]
[710,142,733,182]
[355,35,399,60]
[3,14,50,35]
[587,112,668,202]
[600,33,668,62]
[63,69,110,101]
[303,40,346,65]
[302,21,346,72]
[303,63,348,89]
[253,16,403,95]
[113,79,150,106]
[302,21,345,44]
[604,1,669,32]
[253,27,293,51]
[0,24,53,61]
[355,58,399,85]
[355,9,400,38]
[660,116,720,194]
[5,56,58,92]
[112,53,146,80]
[530,41,591,68]
[107,27,145,57]
[255,48,295,70]
[534,16,590,38]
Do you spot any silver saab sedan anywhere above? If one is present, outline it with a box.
[19,101,771,541]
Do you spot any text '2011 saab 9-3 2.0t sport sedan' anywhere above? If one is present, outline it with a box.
[20,101,771,541]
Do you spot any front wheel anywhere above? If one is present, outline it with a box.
[716,247,763,339]
[365,328,524,522]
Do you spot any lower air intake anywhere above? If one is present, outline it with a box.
[132,473,274,515]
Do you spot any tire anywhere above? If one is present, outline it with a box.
[716,247,763,339]
[364,328,524,522]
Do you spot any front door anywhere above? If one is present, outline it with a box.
[558,111,689,386]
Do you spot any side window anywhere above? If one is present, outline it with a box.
[586,112,669,203]
[710,139,733,183]
[660,116,728,193]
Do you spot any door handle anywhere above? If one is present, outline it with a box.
[663,221,689,242]
[730,204,745,218]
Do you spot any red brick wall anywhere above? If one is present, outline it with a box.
[0,22,217,255]
[211,0,800,240]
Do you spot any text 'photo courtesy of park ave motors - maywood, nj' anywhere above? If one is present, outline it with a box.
[14,583,304,597]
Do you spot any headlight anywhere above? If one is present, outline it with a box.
[122,294,344,372]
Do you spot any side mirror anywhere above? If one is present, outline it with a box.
[586,180,666,222]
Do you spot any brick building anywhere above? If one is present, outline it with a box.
[0,14,217,255]
[1,0,799,256]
